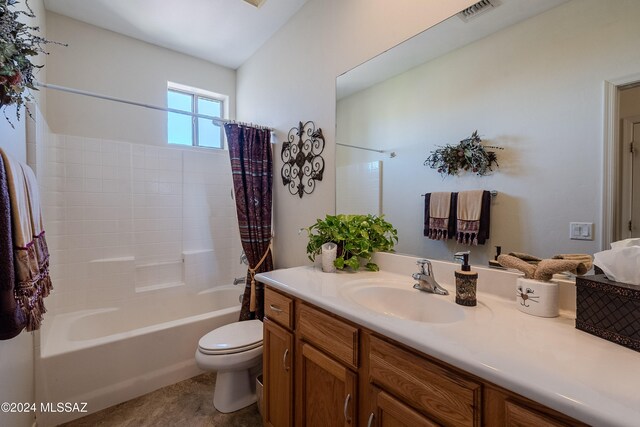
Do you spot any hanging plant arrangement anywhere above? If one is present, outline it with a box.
[0,0,63,125]
[424,130,502,177]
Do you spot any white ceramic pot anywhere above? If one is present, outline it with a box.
[515,277,559,318]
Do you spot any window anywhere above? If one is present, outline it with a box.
[167,82,227,149]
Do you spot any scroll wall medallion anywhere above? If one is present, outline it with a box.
[281,121,325,198]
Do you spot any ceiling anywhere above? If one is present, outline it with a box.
[337,0,569,99]
[43,0,308,69]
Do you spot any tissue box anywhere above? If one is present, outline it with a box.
[576,274,640,352]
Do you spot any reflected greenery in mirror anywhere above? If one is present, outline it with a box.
[424,131,502,177]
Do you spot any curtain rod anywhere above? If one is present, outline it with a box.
[35,82,274,131]
[336,142,396,158]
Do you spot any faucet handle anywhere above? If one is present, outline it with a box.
[416,258,430,274]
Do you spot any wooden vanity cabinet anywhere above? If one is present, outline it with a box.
[368,334,482,426]
[263,288,294,427]
[483,386,583,427]
[263,286,587,427]
[295,303,359,426]
[368,386,440,427]
[297,342,358,426]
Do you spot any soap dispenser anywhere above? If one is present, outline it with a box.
[454,251,477,306]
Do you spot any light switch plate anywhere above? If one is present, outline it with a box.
[570,222,594,240]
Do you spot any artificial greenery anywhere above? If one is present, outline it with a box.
[424,131,502,177]
[0,0,62,124]
[305,214,398,272]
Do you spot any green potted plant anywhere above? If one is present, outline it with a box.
[0,0,62,124]
[305,214,398,272]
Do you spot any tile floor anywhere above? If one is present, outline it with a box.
[59,373,262,427]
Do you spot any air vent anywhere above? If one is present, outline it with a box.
[457,0,501,22]
[243,0,266,7]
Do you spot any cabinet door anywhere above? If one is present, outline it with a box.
[366,387,440,427]
[297,342,357,427]
[264,318,293,427]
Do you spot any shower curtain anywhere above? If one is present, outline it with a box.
[224,123,273,321]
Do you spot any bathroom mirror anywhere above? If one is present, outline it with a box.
[335,0,640,266]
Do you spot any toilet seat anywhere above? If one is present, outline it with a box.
[198,319,263,355]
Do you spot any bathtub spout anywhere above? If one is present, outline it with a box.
[233,276,246,286]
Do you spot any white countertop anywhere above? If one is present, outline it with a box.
[256,253,640,427]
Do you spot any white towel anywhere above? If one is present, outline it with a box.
[427,192,452,240]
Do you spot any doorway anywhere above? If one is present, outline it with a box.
[618,85,640,239]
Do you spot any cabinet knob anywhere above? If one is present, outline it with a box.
[343,393,352,423]
[282,348,289,372]
[367,412,375,427]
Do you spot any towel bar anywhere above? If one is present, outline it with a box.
[421,190,498,197]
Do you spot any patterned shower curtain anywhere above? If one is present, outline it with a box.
[224,123,273,321]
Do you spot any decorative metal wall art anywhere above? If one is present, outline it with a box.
[281,121,325,198]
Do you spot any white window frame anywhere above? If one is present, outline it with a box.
[167,81,229,149]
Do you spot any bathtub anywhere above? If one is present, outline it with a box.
[36,285,243,426]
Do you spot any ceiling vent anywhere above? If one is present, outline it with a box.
[243,0,266,7]
[457,0,501,22]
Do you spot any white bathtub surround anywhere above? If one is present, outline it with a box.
[37,285,242,427]
[255,252,640,427]
[30,120,248,425]
[38,134,245,316]
[516,277,559,318]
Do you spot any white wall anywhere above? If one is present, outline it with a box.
[237,0,476,268]
[44,12,236,145]
[336,0,640,264]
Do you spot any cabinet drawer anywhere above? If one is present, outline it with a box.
[265,287,293,330]
[297,303,358,369]
[504,400,569,427]
[369,335,481,427]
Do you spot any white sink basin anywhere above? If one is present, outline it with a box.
[339,279,466,324]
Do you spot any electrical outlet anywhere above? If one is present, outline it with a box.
[569,222,594,240]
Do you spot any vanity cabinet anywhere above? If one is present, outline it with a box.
[368,387,439,427]
[262,286,587,427]
[297,342,358,426]
[263,288,295,427]
[368,335,481,426]
[296,303,358,426]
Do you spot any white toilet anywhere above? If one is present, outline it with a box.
[195,319,263,413]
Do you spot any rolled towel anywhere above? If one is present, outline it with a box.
[508,252,542,265]
[534,259,588,282]
[552,254,593,272]
[497,254,536,279]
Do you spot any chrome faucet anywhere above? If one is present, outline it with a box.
[412,259,449,295]
[233,276,246,286]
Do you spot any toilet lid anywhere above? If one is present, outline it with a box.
[198,319,263,355]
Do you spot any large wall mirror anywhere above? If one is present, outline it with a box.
[336,0,640,266]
